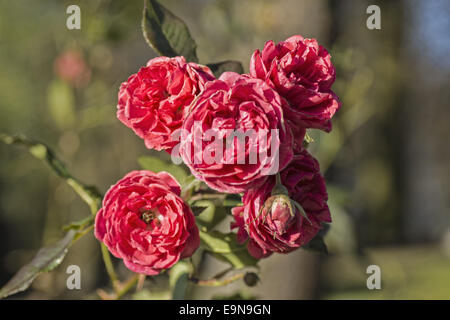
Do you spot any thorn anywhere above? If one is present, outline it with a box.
[293,201,312,225]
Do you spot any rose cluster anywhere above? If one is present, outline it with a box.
[95,35,340,274]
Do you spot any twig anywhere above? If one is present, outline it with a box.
[136,274,146,292]
[0,133,102,215]
[97,274,140,300]
[189,272,245,287]
[100,243,120,293]
[116,275,139,299]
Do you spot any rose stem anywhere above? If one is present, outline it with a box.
[136,274,146,292]
[189,272,245,287]
[100,243,120,293]
[115,274,139,300]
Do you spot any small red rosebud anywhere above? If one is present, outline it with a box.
[254,173,313,239]
[267,195,296,235]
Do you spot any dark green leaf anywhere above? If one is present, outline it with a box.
[0,133,102,298]
[63,215,95,232]
[180,176,203,200]
[318,223,331,237]
[222,198,242,207]
[138,155,188,185]
[0,230,76,299]
[169,261,192,300]
[302,223,329,254]
[200,230,258,269]
[302,233,328,254]
[210,251,258,270]
[142,0,198,62]
[194,200,229,231]
[207,60,244,78]
[191,206,207,216]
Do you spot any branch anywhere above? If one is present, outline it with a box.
[0,133,103,299]
[0,133,102,214]
[189,272,245,287]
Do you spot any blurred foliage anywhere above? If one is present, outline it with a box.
[323,245,450,299]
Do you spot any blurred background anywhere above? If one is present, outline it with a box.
[0,0,449,299]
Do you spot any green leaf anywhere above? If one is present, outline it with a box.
[131,289,171,300]
[180,175,203,200]
[302,224,330,254]
[138,155,188,185]
[0,133,102,298]
[200,230,258,269]
[62,215,95,232]
[0,230,76,299]
[194,200,229,231]
[211,251,258,270]
[142,0,198,62]
[302,235,328,254]
[207,60,244,78]
[222,198,242,207]
[169,261,192,300]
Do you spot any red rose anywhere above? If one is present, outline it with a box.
[178,72,294,193]
[231,149,331,258]
[250,35,340,132]
[117,56,214,152]
[94,170,200,275]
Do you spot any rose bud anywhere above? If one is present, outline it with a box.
[94,170,200,275]
[117,56,215,152]
[256,174,312,237]
[231,149,331,259]
[263,195,296,236]
[179,72,294,194]
[250,35,341,132]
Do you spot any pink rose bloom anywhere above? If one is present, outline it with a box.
[250,35,340,132]
[95,170,200,275]
[117,56,214,152]
[231,150,331,258]
[178,72,294,194]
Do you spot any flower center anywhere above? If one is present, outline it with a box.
[139,208,161,226]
